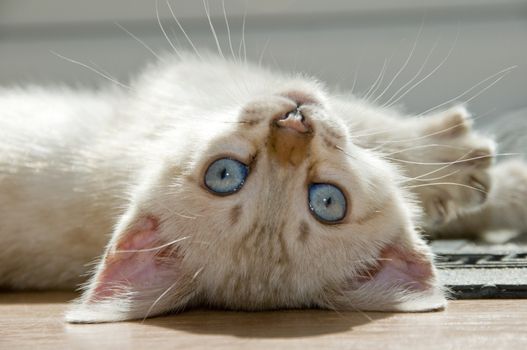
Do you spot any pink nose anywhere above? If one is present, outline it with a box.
[275,109,310,133]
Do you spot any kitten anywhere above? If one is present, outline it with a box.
[0,53,525,323]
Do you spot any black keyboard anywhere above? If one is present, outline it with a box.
[431,239,527,299]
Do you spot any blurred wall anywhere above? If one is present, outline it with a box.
[0,0,526,116]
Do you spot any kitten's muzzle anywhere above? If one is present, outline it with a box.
[273,108,311,134]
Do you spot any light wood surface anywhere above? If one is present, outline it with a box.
[1,292,526,349]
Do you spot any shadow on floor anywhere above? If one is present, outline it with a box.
[140,308,392,338]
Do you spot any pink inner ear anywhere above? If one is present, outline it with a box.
[89,215,181,301]
[359,245,434,291]
[115,215,159,251]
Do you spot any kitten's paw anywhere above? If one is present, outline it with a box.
[403,106,496,227]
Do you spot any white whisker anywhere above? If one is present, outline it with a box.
[238,3,247,63]
[402,151,472,181]
[142,279,181,322]
[115,236,190,254]
[373,20,424,104]
[114,22,165,62]
[50,51,131,89]
[203,0,225,59]
[405,182,488,194]
[258,38,271,67]
[362,58,389,101]
[404,169,461,183]
[166,0,203,60]
[169,26,183,47]
[372,108,496,144]
[221,0,236,62]
[383,30,458,108]
[191,267,205,282]
[384,152,517,166]
[380,36,440,107]
[155,0,182,58]
[350,59,362,95]
[382,143,470,157]
[419,65,517,116]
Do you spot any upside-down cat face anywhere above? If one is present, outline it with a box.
[67,60,445,322]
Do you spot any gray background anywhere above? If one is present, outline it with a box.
[1,0,526,117]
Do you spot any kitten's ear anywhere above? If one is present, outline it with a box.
[65,211,194,323]
[336,243,446,312]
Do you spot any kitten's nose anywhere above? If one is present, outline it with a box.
[274,108,310,134]
[268,107,313,166]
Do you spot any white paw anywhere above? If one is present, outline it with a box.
[403,106,496,227]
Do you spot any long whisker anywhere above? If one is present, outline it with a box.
[115,236,190,254]
[114,22,165,62]
[166,0,203,60]
[406,169,461,182]
[365,57,391,102]
[169,26,184,47]
[258,38,271,67]
[203,0,225,59]
[362,58,389,101]
[221,0,236,62]
[50,51,131,89]
[380,36,440,107]
[239,3,248,63]
[350,59,362,95]
[155,0,182,58]
[404,182,488,194]
[370,108,495,144]
[400,151,472,181]
[372,19,424,104]
[142,279,181,322]
[382,143,471,157]
[419,65,517,116]
[383,30,458,108]
[384,152,517,166]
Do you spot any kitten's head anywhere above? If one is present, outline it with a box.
[67,58,445,322]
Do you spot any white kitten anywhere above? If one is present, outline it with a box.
[0,53,525,322]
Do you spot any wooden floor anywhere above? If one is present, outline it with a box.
[1,292,526,349]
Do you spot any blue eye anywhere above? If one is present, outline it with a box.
[204,158,249,195]
[308,183,347,223]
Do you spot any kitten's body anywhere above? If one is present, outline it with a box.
[1,55,525,322]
